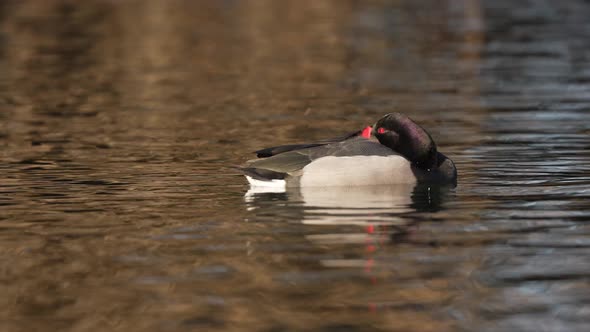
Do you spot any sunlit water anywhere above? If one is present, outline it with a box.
[1,1,590,331]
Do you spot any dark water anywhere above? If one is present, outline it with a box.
[1,0,590,331]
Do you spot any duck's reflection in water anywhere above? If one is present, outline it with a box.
[245,184,454,245]
[244,184,455,314]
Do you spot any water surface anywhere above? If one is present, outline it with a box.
[1,0,590,331]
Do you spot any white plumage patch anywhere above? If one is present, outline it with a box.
[245,176,286,189]
[299,155,417,187]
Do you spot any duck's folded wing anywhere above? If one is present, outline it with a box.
[243,139,395,181]
[254,129,363,158]
[244,150,314,177]
[255,143,325,158]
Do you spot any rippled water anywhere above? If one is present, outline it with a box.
[1,0,590,331]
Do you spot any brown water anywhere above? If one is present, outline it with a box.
[1,0,590,331]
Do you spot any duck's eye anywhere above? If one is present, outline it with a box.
[377,127,386,134]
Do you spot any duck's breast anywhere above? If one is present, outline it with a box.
[298,155,417,187]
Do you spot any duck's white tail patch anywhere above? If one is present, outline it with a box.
[245,176,286,190]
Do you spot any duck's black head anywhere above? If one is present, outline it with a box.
[373,113,438,170]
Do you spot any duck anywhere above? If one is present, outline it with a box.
[240,113,457,188]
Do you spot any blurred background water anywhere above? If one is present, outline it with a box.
[1,0,590,331]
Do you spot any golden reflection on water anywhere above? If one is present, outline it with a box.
[2,0,590,331]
